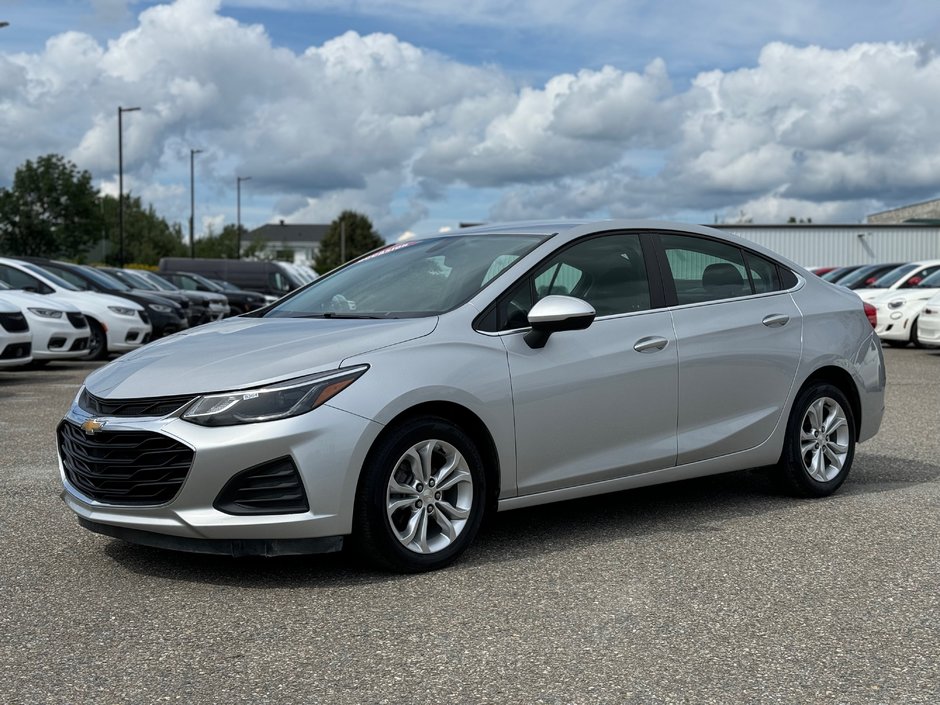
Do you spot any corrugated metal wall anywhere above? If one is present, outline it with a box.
[713,225,940,267]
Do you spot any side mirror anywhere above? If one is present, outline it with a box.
[524,295,596,349]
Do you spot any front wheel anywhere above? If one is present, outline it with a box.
[776,382,856,497]
[911,318,923,348]
[84,320,108,361]
[353,417,486,572]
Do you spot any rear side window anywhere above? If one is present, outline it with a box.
[744,252,781,294]
[659,234,791,304]
[659,235,751,304]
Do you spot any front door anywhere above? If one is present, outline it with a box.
[488,232,679,496]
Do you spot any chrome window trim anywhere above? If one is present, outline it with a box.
[475,273,805,337]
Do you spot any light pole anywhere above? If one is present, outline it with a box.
[189,148,203,259]
[236,176,251,259]
[117,106,140,266]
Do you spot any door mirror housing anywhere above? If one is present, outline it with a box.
[524,295,596,349]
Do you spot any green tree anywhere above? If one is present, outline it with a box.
[313,210,385,274]
[100,194,186,265]
[0,154,103,258]
[192,224,242,259]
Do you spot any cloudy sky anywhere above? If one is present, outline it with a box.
[1,0,939,240]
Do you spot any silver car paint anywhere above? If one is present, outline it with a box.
[61,219,885,544]
[671,292,803,465]
[500,309,678,494]
[85,316,438,397]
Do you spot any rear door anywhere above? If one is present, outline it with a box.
[652,232,803,465]
[483,232,679,495]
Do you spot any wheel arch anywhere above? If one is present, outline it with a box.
[795,365,862,437]
[359,400,502,514]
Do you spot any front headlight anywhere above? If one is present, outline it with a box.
[181,365,369,426]
[27,308,63,318]
[886,300,906,310]
[108,306,138,317]
[148,304,174,313]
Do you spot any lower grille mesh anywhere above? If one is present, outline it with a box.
[58,421,193,505]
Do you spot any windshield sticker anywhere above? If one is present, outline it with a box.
[357,242,417,263]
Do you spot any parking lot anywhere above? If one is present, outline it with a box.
[1,348,938,705]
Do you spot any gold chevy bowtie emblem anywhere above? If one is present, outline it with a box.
[81,418,106,435]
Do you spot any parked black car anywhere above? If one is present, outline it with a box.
[158,257,303,298]
[126,269,230,321]
[101,267,210,326]
[15,259,188,339]
[161,271,266,315]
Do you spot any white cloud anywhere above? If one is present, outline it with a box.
[1,0,939,237]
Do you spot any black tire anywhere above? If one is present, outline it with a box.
[352,416,487,572]
[776,382,856,497]
[84,319,108,361]
[912,318,923,348]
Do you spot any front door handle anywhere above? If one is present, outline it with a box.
[634,336,669,353]
[762,314,790,328]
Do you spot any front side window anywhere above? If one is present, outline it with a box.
[265,234,546,318]
[872,264,917,289]
[483,233,651,331]
[0,264,46,292]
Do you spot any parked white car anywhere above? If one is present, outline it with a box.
[914,292,940,347]
[870,269,940,347]
[855,260,940,303]
[0,297,32,367]
[0,258,150,360]
[0,281,90,361]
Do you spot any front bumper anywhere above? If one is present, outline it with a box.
[59,399,383,548]
[874,307,915,342]
[105,316,152,352]
[917,312,940,347]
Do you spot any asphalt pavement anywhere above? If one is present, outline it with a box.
[1,349,938,704]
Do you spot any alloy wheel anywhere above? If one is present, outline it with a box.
[800,397,850,482]
[385,439,473,554]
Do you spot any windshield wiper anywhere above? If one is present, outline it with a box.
[297,312,392,319]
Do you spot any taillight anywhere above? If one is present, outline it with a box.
[863,302,877,328]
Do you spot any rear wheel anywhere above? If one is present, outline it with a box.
[84,320,108,361]
[353,417,486,572]
[776,382,856,497]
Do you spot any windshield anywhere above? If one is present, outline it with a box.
[917,270,940,288]
[821,267,852,282]
[112,269,156,291]
[871,264,918,289]
[138,271,179,291]
[836,265,891,288]
[21,262,80,291]
[80,266,131,291]
[265,234,546,318]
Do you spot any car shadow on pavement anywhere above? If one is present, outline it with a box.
[101,453,940,587]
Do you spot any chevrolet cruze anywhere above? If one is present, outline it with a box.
[59,221,885,571]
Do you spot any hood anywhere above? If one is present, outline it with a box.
[0,290,81,313]
[85,315,438,398]
[871,287,940,305]
[856,288,890,302]
[53,289,146,311]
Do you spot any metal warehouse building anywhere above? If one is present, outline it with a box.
[712,224,940,268]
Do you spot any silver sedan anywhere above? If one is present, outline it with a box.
[58,221,885,571]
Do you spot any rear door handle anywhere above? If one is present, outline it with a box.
[634,336,669,353]
[762,314,790,327]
